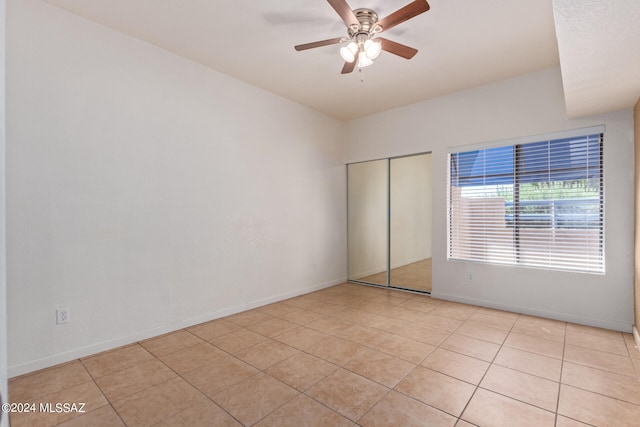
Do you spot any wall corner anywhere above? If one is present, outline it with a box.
[634,97,640,333]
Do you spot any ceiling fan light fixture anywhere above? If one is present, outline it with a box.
[364,39,382,60]
[339,41,358,63]
[294,0,430,75]
[356,51,374,68]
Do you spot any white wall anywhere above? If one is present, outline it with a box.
[7,0,346,376]
[345,68,635,332]
[0,0,8,424]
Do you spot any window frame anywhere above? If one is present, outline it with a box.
[446,126,605,274]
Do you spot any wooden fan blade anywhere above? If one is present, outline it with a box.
[341,60,356,74]
[377,0,430,33]
[295,37,343,51]
[327,0,359,27]
[379,37,418,59]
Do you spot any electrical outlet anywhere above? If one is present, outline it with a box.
[56,308,70,325]
[466,264,474,282]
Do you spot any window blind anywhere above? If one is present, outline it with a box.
[447,133,604,273]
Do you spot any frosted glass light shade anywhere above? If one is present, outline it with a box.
[364,39,382,60]
[339,42,358,63]
[356,52,373,68]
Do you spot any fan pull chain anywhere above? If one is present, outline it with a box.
[359,68,365,83]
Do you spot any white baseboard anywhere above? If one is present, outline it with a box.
[431,291,633,333]
[8,277,346,378]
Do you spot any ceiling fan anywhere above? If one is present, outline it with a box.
[295,0,430,74]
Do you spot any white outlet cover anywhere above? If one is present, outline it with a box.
[56,308,70,324]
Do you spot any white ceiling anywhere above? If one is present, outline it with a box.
[40,0,639,120]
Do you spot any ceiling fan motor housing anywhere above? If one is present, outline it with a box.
[348,8,380,38]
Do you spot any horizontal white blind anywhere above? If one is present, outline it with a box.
[447,133,604,273]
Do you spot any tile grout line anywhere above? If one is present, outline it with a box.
[453,312,521,424]
[143,331,247,427]
[173,324,351,426]
[554,323,601,427]
[88,330,250,426]
[76,356,130,427]
[554,320,567,427]
[256,290,447,424]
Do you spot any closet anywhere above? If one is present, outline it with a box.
[348,153,432,292]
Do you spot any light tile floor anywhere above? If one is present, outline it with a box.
[8,283,640,426]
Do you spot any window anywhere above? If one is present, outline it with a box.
[447,130,604,273]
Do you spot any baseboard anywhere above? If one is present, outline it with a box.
[431,291,633,333]
[8,277,346,378]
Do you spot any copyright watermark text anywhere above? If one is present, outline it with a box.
[2,402,86,414]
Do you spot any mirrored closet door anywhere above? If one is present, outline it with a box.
[390,154,432,292]
[348,153,432,293]
[347,159,388,286]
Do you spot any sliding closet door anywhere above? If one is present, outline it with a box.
[390,154,433,291]
[348,160,388,286]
